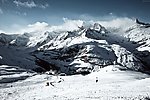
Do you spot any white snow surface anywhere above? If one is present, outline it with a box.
[0,65,150,100]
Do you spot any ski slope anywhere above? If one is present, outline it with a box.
[0,65,150,100]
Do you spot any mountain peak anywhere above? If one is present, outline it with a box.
[135,18,150,28]
[93,23,103,31]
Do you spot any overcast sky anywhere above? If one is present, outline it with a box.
[0,0,150,32]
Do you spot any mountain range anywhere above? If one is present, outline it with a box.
[0,19,150,75]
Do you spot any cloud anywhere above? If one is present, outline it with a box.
[79,14,118,21]
[12,22,49,34]
[13,0,49,9]
[0,30,5,33]
[77,14,135,30]
[96,17,135,30]
[15,11,27,16]
[13,0,36,8]
[13,19,83,34]
[27,22,49,32]
[23,12,27,16]
[50,18,84,32]
[109,12,113,15]
[5,17,135,35]
[0,8,3,14]
[40,3,49,9]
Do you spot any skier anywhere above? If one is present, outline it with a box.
[96,77,98,83]
[46,82,49,86]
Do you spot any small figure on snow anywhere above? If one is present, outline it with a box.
[58,78,64,83]
[46,81,55,87]
[46,82,49,86]
[50,82,55,87]
[96,77,98,83]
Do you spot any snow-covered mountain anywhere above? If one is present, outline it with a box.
[123,21,150,72]
[1,18,150,100]
[8,31,59,47]
[0,33,18,45]
[0,19,150,75]
[34,22,149,75]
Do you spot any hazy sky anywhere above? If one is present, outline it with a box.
[0,0,150,32]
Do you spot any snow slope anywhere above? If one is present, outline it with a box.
[0,65,34,84]
[0,66,150,100]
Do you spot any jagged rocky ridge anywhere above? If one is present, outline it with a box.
[0,20,150,75]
